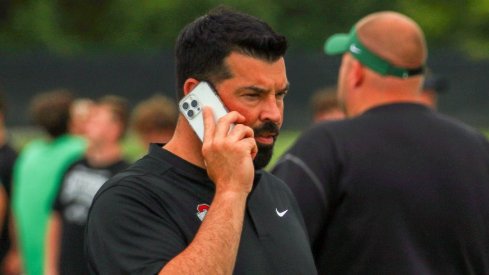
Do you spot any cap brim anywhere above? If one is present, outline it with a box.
[324,33,350,55]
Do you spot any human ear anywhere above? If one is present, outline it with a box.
[350,59,364,89]
[183,78,200,96]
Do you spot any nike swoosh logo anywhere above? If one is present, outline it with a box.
[349,44,361,54]
[275,208,288,217]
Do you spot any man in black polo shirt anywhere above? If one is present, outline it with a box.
[85,7,316,275]
[272,11,489,274]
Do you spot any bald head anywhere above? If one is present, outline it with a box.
[356,11,427,68]
[324,11,428,117]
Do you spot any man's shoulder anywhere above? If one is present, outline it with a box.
[434,111,484,134]
[94,155,173,198]
[258,171,295,195]
[259,171,283,184]
[285,119,357,155]
[108,155,169,181]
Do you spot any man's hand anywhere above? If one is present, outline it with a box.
[201,107,257,194]
[160,107,257,274]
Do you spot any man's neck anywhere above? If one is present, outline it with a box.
[164,117,206,168]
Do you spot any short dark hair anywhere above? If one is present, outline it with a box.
[30,89,74,138]
[175,6,287,100]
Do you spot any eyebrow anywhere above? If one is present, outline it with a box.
[238,83,290,94]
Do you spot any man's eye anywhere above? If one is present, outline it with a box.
[244,94,260,98]
[277,91,287,99]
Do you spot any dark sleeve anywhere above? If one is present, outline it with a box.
[271,123,340,245]
[85,181,187,275]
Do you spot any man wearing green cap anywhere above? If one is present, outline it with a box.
[272,11,489,274]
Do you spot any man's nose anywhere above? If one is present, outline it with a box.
[259,95,282,123]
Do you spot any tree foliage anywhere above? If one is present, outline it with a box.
[0,0,488,58]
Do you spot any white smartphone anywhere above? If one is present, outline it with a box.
[178,81,229,141]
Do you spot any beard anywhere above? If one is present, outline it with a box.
[253,121,280,170]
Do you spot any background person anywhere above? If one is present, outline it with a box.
[310,86,345,123]
[85,7,316,274]
[11,89,86,275]
[130,94,177,148]
[45,95,129,275]
[272,11,489,274]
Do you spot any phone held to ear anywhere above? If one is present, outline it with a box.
[179,81,229,141]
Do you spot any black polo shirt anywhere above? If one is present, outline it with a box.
[86,144,316,275]
[272,103,489,274]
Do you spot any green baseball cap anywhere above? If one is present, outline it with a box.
[324,28,424,78]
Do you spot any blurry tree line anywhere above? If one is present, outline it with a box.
[0,0,488,57]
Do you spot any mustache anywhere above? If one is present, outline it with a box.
[253,121,280,138]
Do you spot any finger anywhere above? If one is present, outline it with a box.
[202,107,216,143]
[251,143,258,159]
[240,137,258,159]
[227,124,254,142]
[214,111,245,138]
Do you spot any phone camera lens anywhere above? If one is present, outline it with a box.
[191,100,198,108]
[182,102,189,110]
[187,110,194,117]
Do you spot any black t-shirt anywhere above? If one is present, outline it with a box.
[53,158,129,275]
[86,144,317,275]
[0,143,17,261]
[272,103,489,274]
